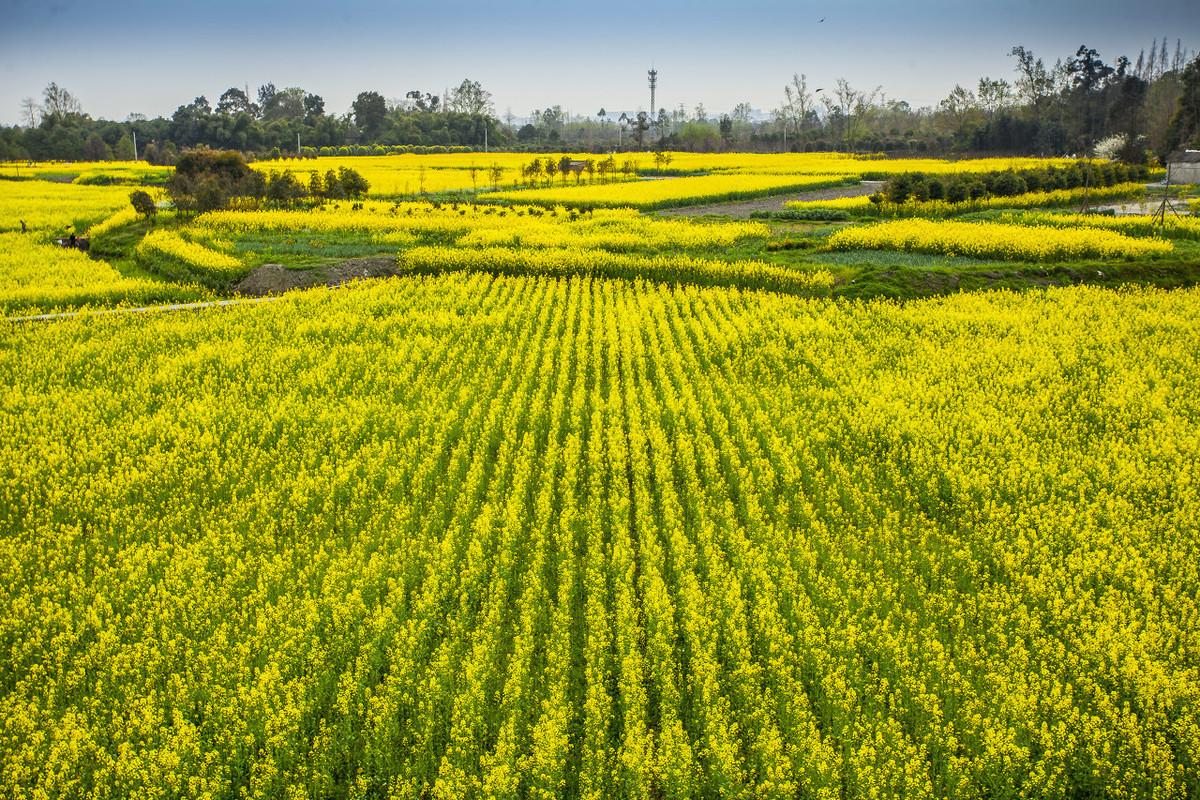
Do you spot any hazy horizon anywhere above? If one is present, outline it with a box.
[2,0,1197,127]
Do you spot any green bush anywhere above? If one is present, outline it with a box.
[879,163,1151,207]
[989,171,1029,197]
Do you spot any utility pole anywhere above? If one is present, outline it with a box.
[132,130,138,161]
[484,123,488,153]
[648,68,658,141]
[297,132,301,157]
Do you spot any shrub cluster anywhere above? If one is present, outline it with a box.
[259,167,370,206]
[750,208,852,222]
[166,148,368,213]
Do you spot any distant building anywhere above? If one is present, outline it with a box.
[1168,150,1200,184]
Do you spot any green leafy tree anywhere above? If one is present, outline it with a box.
[352,91,387,138]
[446,79,494,116]
[406,91,440,112]
[719,115,734,146]
[82,133,111,160]
[129,189,157,223]
[114,133,135,160]
[318,169,341,199]
[166,148,259,214]
[216,88,255,116]
[634,111,651,149]
[336,167,370,198]
[265,170,304,206]
[303,93,325,120]
[1167,55,1200,151]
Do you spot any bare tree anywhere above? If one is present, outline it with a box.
[41,82,82,120]
[821,78,881,150]
[1009,46,1056,110]
[731,102,753,144]
[20,97,40,128]
[780,73,815,136]
[940,85,978,119]
[977,77,1013,113]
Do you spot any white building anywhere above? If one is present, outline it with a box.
[1168,150,1200,184]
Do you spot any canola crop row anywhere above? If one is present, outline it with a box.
[135,230,249,287]
[189,201,782,291]
[85,206,140,240]
[828,218,1174,261]
[482,173,857,209]
[0,160,172,185]
[196,201,769,253]
[397,245,833,294]
[248,154,1086,196]
[0,179,137,232]
[653,152,1086,176]
[996,210,1200,240]
[1,277,1197,797]
[0,232,208,316]
[785,183,1148,216]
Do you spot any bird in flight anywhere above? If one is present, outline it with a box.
[819,17,825,22]
[815,88,824,93]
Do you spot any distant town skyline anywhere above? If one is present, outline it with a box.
[1,0,1197,126]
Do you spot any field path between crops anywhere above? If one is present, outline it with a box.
[659,179,884,217]
[5,296,281,324]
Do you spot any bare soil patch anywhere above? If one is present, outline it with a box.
[234,257,399,297]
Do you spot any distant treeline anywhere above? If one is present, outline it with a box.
[0,81,510,164]
[1,42,1198,162]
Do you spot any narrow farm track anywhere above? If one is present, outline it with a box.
[2,275,1198,797]
[658,180,884,217]
[4,295,280,323]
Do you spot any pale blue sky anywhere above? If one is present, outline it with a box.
[1,0,1196,125]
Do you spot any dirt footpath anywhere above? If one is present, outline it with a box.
[1094,198,1193,216]
[659,180,883,218]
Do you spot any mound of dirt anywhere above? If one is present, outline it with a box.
[234,257,400,297]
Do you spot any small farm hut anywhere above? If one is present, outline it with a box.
[1167,150,1200,184]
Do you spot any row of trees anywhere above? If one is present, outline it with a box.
[765,41,1199,159]
[514,156,641,187]
[513,41,1199,159]
[2,43,1198,161]
[0,78,510,163]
